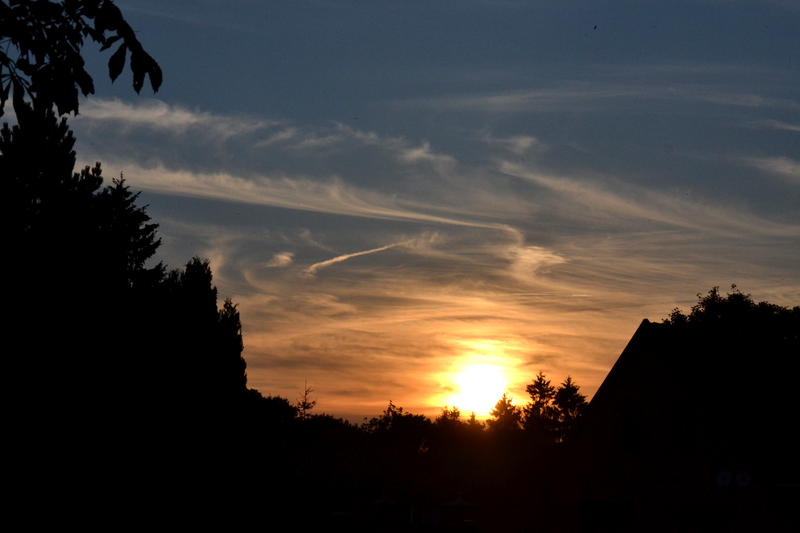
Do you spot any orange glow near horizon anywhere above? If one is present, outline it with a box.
[436,339,523,418]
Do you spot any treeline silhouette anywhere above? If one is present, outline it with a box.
[240,377,590,531]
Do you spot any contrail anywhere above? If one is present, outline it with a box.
[304,241,407,276]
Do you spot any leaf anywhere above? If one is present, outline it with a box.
[12,79,25,117]
[94,6,109,34]
[16,57,31,74]
[100,2,126,32]
[75,69,95,97]
[146,56,163,92]
[0,83,8,117]
[99,35,122,52]
[108,43,127,82]
[130,49,145,93]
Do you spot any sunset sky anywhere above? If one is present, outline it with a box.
[70,0,799,420]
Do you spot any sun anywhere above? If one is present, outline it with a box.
[448,363,509,417]
[433,338,523,418]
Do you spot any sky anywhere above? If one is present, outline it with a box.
[67,0,800,420]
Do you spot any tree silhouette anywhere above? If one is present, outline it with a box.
[2,0,165,423]
[0,0,161,117]
[96,176,162,288]
[364,401,431,435]
[553,376,587,442]
[523,371,558,440]
[2,89,251,437]
[297,380,316,420]
[466,411,484,431]
[487,393,522,432]
[435,405,462,426]
[664,285,799,330]
[155,257,249,409]
[661,285,800,456]
[247,389,298,426]
[3,99,161,398]
[521,371,589,443]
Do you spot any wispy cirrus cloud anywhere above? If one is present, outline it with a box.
[688,90,800,110]
[254,127,299,147]
[410,85,640,113]
[266,251,295,268]
[398,141,457,167]
[748,120,800,133]
[77,98,273,138]
[74,99,460,180]
[744,156,800,185]
[483,134,542,156]
[402,83,800,114]
[498,161,800,238]
[89,158,512,231]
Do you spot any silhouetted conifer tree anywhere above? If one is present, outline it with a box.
[151,257,249,412]
[364,401,431,435]
[2,103,164,421]
[487,393,522,432]
[466,411,484,431]
[3,102,251,439]
[435,405,462,426]
[553,376,587,442]
[523,371,558,441]
[296,380,316,420]
[96,176,163,288]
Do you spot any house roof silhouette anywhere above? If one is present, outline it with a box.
[563,314,799,532]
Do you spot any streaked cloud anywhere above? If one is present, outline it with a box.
[507,245,566,282]
[254,127,299,147]
[745,156,800,185]
[409,85,640,113]
[266,251,295,268]
[398,141,457,168]
[90,158,514,231]
[748,120,800,133]
[403,84,800,114]
[483,134,542,156]
[305,241,407,276]
[499,161,800,238]
[77,98,272,138]
[287,132,346,151]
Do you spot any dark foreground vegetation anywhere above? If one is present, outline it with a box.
[4,2,799,530]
